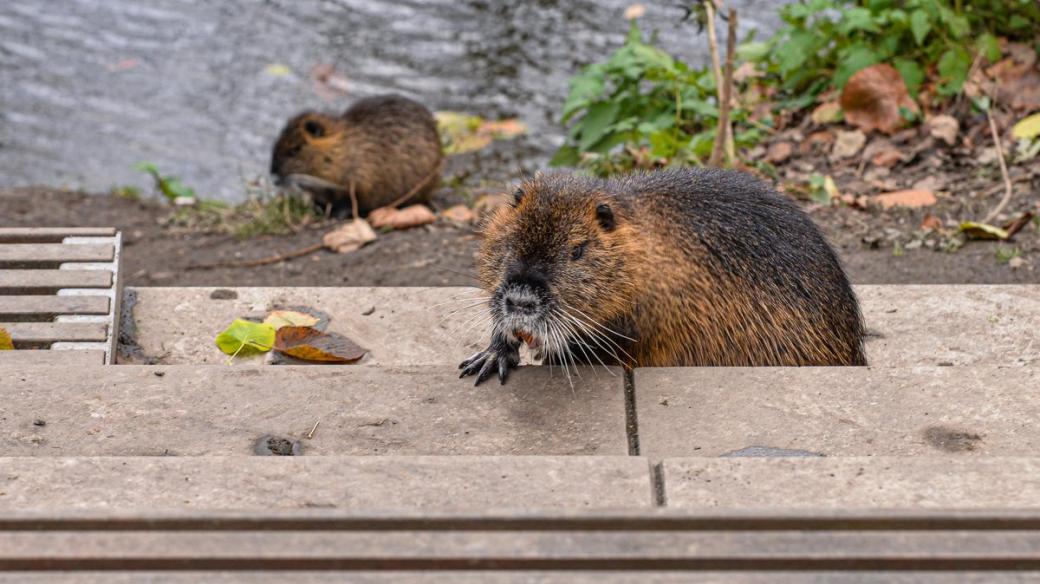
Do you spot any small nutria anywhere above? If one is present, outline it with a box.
[460,168,866,385]
[270,94,442,216]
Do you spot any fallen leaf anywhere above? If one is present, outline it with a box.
[264,63,292,77]
[215,319,276,359]
[322,219,377,254]
[874,189,937,210]
[1004,211,1036,239]
[1012,114,1040,141]
[959,221,1009,240]
[840,64,919,134]
[0,326,13,351]
[274,326,367,363]
[441,205,476,223]
[367,204,437,230]
[920,214,943,231]
[623,3,646,19]
[831,129,867,160]
[435,112,527,155]
[927,115,959,146]
[264,310,320,330]
[799,130,835,155]
[987,57,1040,113]
[764,142,793,164]
[810,101,842,125]
[863,138,906,167]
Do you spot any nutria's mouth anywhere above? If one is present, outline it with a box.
[515,329,542,351]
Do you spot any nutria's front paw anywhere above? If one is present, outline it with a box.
[459,340,520,386]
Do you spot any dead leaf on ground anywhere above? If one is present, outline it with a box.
[863,138,906,168]
[1004,211,1036,239]
[264,310,320,330]
[764,142,794,164]
[987,55,1040,113]
[840,64,919,134]
[322,219,377,254]
[441,205,476,224]
[874,189,937,210]
[920,214,943,231]
[811,101,842,125]
[368,204,436,230]
[927,115,960,146]
[0,326,13,351]
[831,129,867,160]
[799,130,835,155]
[274,326,367,363]
[959,221,1009,240]
[435,112,528,155]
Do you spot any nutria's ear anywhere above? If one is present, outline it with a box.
[303,119,326,138]
[596,203,615,230]
[512,188,524,206]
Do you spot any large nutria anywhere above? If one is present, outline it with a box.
[460,168,866,385]
[270,94,442,216]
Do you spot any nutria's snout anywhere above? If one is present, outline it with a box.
[495,275,551,351]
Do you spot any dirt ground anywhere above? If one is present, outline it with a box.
[2,185,1037,286]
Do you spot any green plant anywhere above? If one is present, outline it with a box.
[227,181,319,239]
[751,0,1040,99]
[552,23,765,175]
[135,162,197,203]
[111,185,141,201]
[995,245,1021,264]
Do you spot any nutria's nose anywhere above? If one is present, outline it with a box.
[503,288,541,316]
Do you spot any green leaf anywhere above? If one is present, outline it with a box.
[910,10,931,46]
[215,319,276,359]
[893,58,925,95]
[937,46,971,95]
[577,101,620,152]
[976,33,1001,63]
[839,8,880,34]
[1009,15,1029,29]
[736,41,770,62]
[0,326,13,351]
[549,145,580,167]
[833,45,880,89]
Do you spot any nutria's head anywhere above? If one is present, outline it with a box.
[270,112,349,197]
[478,173,638,360]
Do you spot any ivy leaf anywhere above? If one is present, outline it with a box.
[910,10,931,46]
[0,326,13,351]
[215,319,276,360]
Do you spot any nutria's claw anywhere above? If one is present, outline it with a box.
[458,341,520,386]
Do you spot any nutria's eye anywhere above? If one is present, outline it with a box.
[596,203,615,230]
[512,188,524,206]
[571,243,586,261]
[304,120,325,138]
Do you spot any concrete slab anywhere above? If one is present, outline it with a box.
[662,457,1040,509]
[124,285,1040,367]
[860,284,1040,367]
[0,456,652,510]
[0,364,627,455]
[635,366,1039,457]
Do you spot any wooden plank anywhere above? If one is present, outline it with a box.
[1,322,108,343]
[1,530,1039,570]
[0,295,109,315]
[0,350,106,366]
[0,244,114,264]
[0,270,112,290]
[0,227,116,243]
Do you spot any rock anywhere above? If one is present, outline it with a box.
[927,115,960,146]
[831,129,867,160]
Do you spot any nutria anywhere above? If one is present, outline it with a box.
[270,94,442,216]
[460,168,866,385]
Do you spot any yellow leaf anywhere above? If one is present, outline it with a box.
[264,63,292,77]
[264,310,320,330]
[0,326,13,351]
[1012,114,1040,140]
[959,221,1009,240]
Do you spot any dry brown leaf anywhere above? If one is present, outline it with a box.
[874,189,937,210]
[927,115,959,146]
[987,55,1040,113]
[831,129,867,160]
[274,326,367,363]
[322,219,377,254]
[264,310,320,330]
[920,214,942,231]
[840,64,919,134]
[368,204,437,230]
[811,101,842,125]
[799,130,835,155]
[764,142,793,164]
[441,204,475,223]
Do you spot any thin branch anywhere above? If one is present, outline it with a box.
[982,107,1013,224]
[187,242,324,271]
[385,165,441,210]
[710,7,738,167]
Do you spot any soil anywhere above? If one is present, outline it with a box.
[2,183,1037,286]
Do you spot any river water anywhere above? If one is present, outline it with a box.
[0,0,783,202]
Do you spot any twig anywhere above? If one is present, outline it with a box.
[187,242,324,270]
[306,420,320,439]
[709,7,738,167]
[982,107,1013,224]
[384,165,441,210]
[349,179,359,219]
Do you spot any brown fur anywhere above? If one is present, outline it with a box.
[475,169,866,370]
[270,94,442,215]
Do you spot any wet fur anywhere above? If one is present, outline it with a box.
[477,168,866,369]
[270,94,442,215]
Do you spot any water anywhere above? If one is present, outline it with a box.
[0,0,783,202]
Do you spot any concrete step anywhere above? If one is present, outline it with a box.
[661,457,1040,509]
[124,285,1040,367]
[635,366,1038,457]
[1,364,627,456]
[0,456,652,511]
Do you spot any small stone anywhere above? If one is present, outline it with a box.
[33,420,46,427]
[1009,257,1025,270]
[362,306,376,316]
[209,289,238,300]
[927,114,959,146]
[831,130,867,160]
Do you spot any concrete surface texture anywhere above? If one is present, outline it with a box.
[123,285,1040,367]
